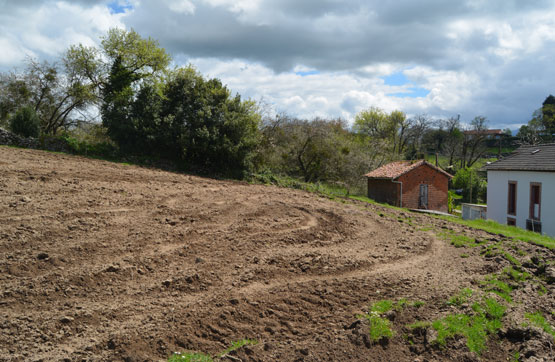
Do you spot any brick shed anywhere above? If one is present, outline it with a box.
[364,160,452,212]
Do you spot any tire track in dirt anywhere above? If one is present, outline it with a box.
[235,231,443,297]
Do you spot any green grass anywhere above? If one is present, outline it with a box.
[447,288,474,306]
[438,230,482,248]
[504,267,531,282]
[168,339,258,362]
[371,300,395,314]
[168,352,213,362]
[430,298,506,354]
[366,313,394,342]
[480,275,513,302]
[525,312,555,341]
[435,216,555,250]
[219,339,258,357]
[359,299,425,343]
[347,190,554,251]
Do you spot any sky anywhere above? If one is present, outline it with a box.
[1,0,554,130]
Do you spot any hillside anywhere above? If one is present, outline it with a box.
[0,147,553,361]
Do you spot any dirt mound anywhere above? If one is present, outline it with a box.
[1,147,553,361]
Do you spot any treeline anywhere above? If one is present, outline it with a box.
[516,95,555,144]
[0,29,260,177]
[1,29,548,199]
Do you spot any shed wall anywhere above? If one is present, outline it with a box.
[367,179,400,206]
[397,164,449,212]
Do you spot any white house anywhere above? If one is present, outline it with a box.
[485,143,555,237]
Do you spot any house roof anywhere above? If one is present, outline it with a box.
[484,143,555,172]
[364,160,452,180]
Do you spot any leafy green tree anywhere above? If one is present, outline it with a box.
[541,94,555,137]
[452,168,486,203]
[9,106,40,138]
[101,56,139,152]
[160,67,261,176]
[354,106,394,140]
[517,109,544,145]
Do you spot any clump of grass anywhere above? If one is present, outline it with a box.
[364,311,394,342]
[447,288,473,306]
[438,230,483,248]
[504,267,531,282]
[501,251,521,267]
[407,320,432,330]
[431,298,506,354]
[434,216,555,250]
[219,339,258,357]
[412,300,426,308]
[169,339,258,362]
[168,352,213,362]
[481,275,513,302]
[359,299,424,343]
[371,300,395,314]
[525,312,555,341]
[481,242,503,257]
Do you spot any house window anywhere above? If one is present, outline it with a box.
[507,218,516,226]
[529,183,541,220]
[507,181,517,216]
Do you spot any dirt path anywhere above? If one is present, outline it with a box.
[1,147,552,362]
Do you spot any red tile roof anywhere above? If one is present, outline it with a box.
[364,160,452,179]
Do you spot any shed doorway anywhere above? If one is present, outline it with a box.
[419,184,428,209]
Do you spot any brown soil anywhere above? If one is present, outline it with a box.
[1,147,553,362]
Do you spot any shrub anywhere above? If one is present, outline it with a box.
[9,106,40,138]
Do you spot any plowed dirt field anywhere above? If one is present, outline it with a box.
[1,147,553,361]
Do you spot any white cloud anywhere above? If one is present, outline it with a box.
[2,0,555,129]
[0,1,124,67]
[167,0,196,14]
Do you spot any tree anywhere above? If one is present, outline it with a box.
[354,107,410,155]
[100,55,140,152]
[404,114,431,158]
[517,109,544,145]
[452,168,486,203]
[441,116,463,167]
[0,58,97,135]
[461,116,489,168]
[9,106,40,138]
[541,94,555,137]
[353,107,392,139]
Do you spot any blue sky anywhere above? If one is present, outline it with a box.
[108,1,133,14]
[383,71,431,99]
[1,0,554,130]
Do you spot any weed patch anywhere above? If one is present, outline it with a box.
[480,275,513,302]
[504,267,530,282]
[525,312,555,341]
[430,298,506,354]
[446,288,473,306]
[169,339,258,361]
[438,230,482,248]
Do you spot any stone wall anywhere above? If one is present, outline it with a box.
[0,128,73,153]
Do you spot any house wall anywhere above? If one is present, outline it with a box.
[367,179,400,206]
[487,170,555,237]
[397,164,450,212]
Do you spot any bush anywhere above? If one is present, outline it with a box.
[9,106,40,138]
[452,168,486,203]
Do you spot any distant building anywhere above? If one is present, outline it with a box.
[364,160,452,212]
[485,143,555,236]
